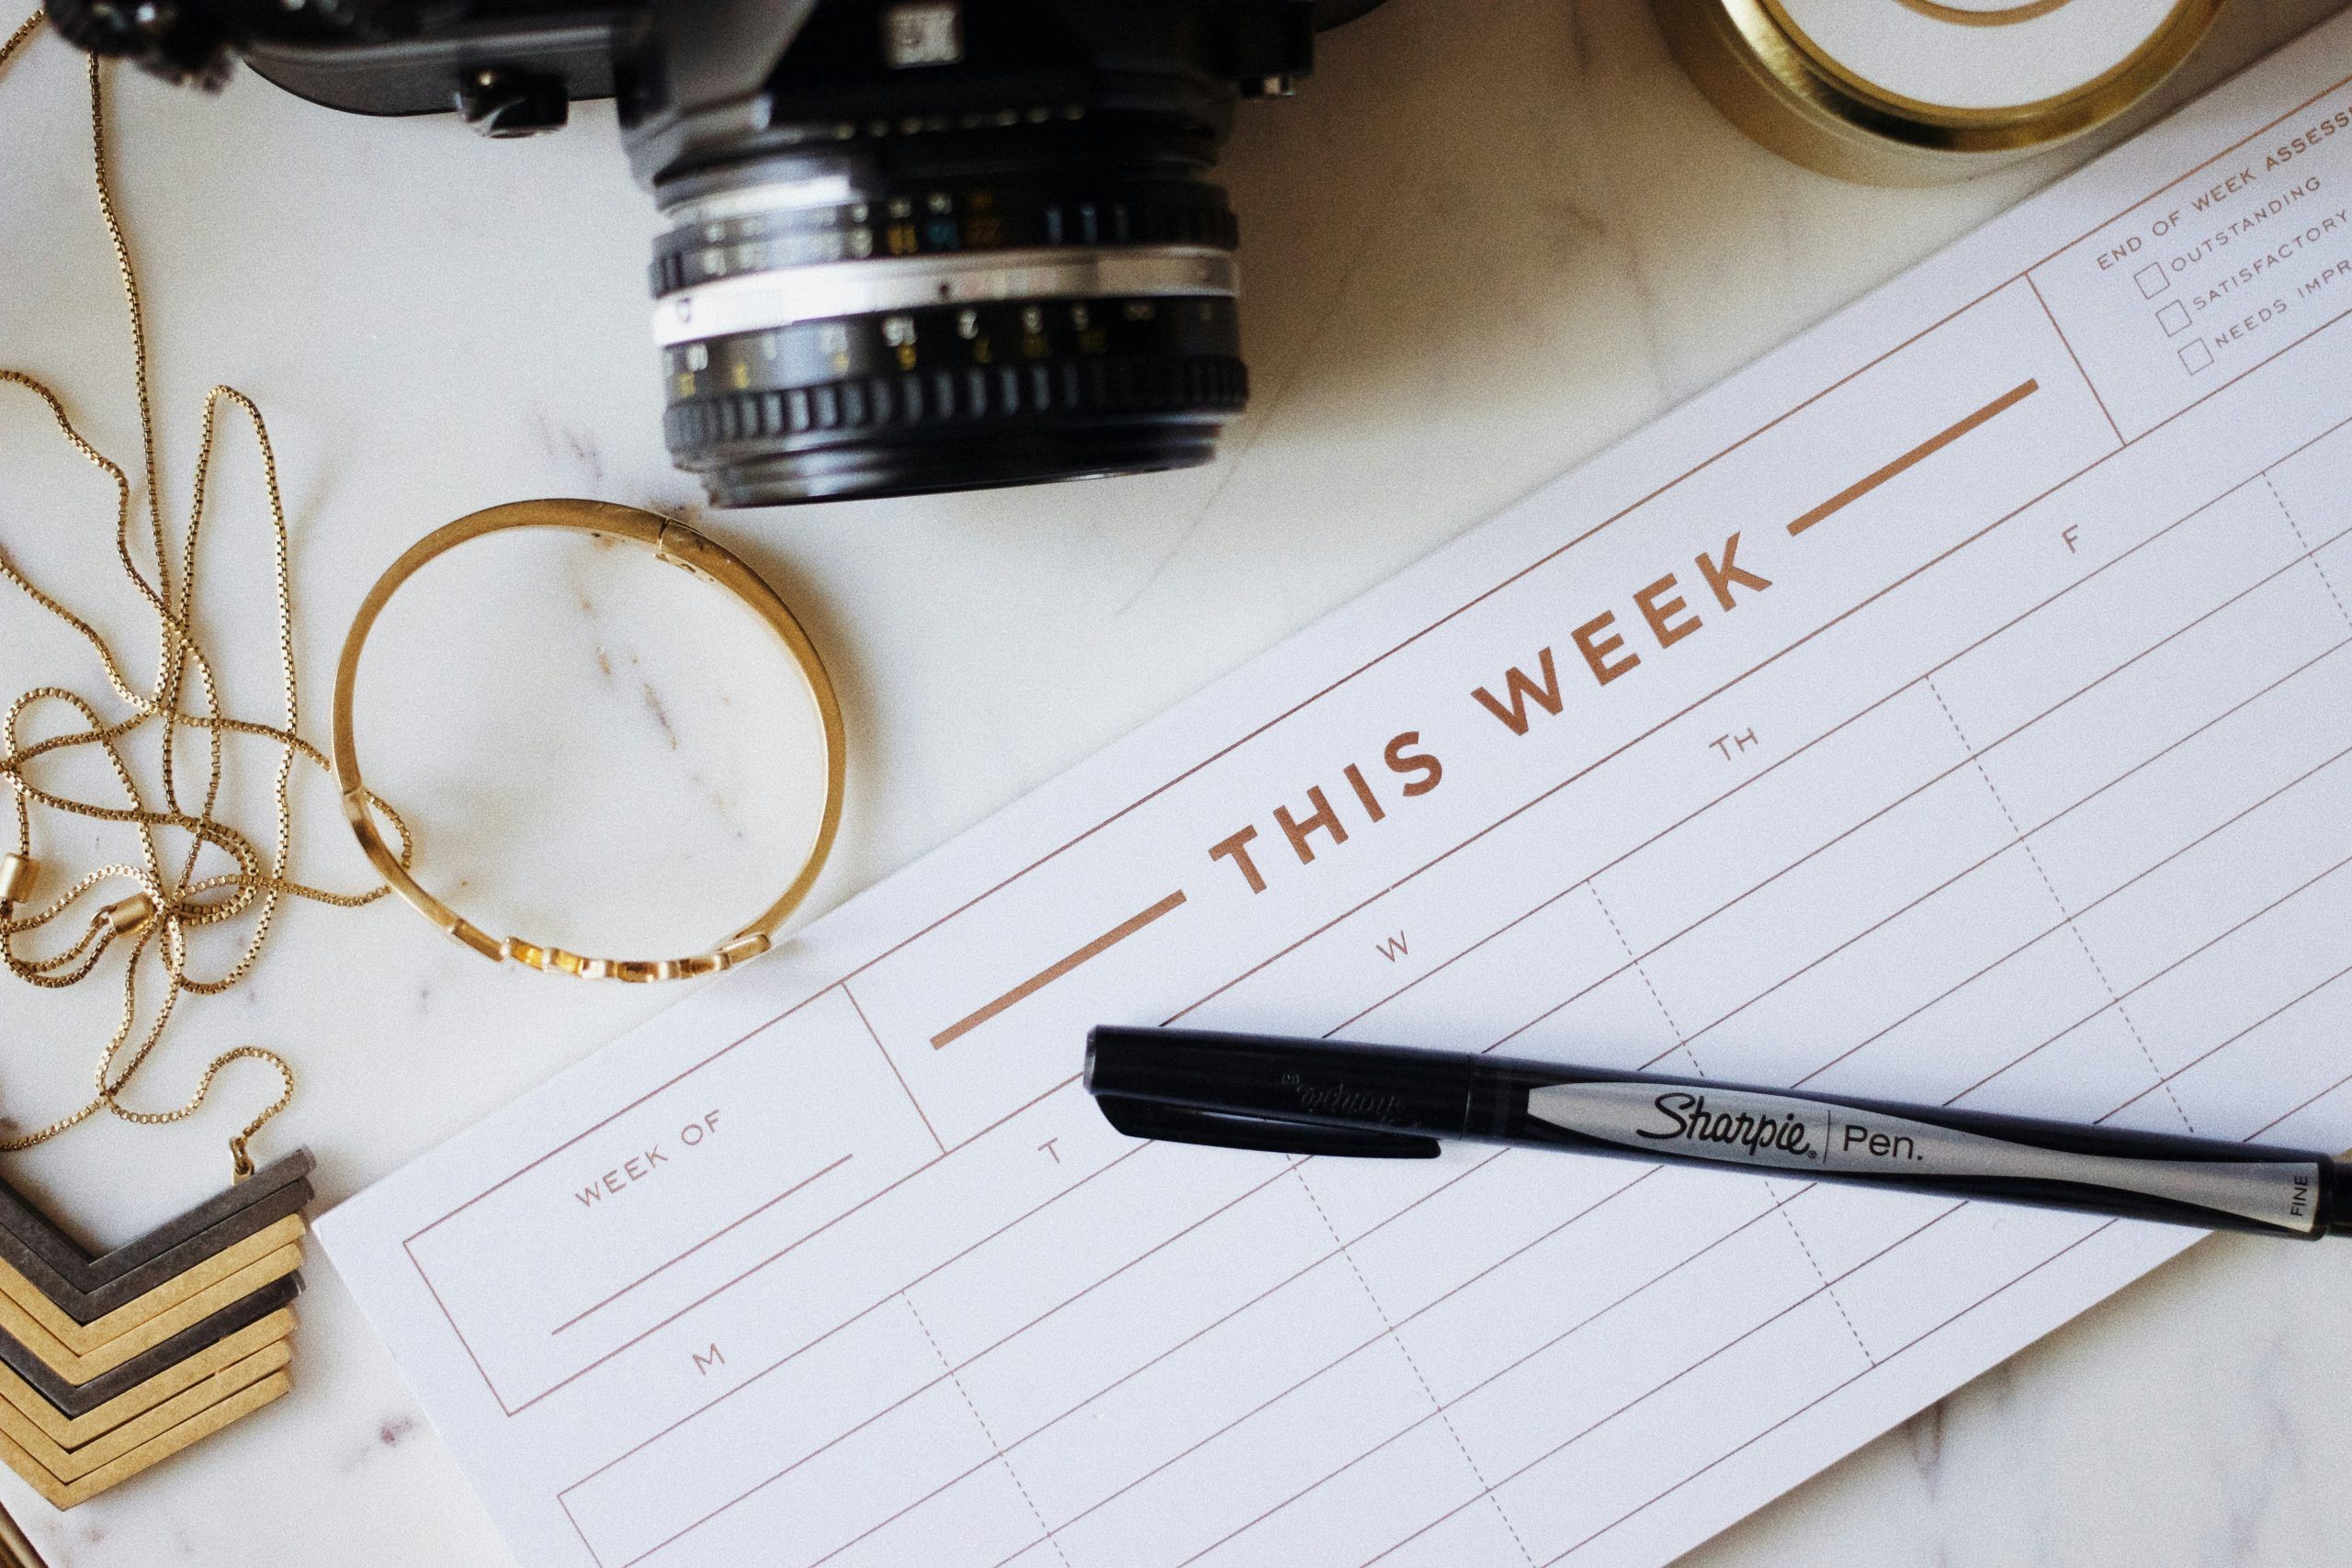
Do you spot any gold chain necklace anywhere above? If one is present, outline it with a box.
[0,14,413,1178]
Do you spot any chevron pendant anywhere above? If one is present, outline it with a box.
[0,1152,311,1508]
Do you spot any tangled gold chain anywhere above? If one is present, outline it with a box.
[0,16,413,1176]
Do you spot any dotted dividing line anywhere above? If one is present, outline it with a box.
[1922,675,2196,1134]
[1766,1203,1877,1368]
[1586,884,1877,1365]
[903,1295,1072,1566]
[1291,1166,1537,1567]
[1587,884,1683,1043]
[2264,472,2352,633]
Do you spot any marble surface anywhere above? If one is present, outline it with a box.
[2,0,2349,1562]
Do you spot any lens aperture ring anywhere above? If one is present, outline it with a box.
[651,180,1238,296]
[664,295,1241,456]
[665,294,1235,395]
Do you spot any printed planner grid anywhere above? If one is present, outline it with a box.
[542,417,2352,1568]
[320,25,2352,1568]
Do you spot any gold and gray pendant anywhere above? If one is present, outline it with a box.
[0,1150,310,1508]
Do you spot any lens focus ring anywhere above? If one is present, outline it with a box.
[667,354,1248,451]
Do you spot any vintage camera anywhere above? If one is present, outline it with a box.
[47,0,1390,506]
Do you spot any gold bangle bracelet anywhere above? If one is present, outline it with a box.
[330,500,846,982]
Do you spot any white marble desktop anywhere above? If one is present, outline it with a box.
[2,0,2349,1562]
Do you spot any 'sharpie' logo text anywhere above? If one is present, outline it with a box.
[1636,1091,1817,1160]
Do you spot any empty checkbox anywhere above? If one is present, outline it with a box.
[2157,301,2191,336]
[2137,262,2171,299]
[2178,339,2213,373]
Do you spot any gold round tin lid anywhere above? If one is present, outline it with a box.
[1654,0,2222,184]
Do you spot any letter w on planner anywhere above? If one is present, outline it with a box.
[1473,647,1565,735]
[1374,931,1409,962]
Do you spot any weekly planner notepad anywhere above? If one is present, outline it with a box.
[321,18,2352,1568]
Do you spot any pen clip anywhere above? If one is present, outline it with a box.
[1092,1094,1442,1159]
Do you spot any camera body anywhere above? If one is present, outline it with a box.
[50,0,1387,507]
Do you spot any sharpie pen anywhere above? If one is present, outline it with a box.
[1084,1026,2352,1238]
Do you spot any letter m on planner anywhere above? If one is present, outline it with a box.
[1472,647,1565,736]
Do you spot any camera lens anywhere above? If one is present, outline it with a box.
[650,135,1250,508]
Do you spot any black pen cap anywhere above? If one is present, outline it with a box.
[1085,1027,1475,1136]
